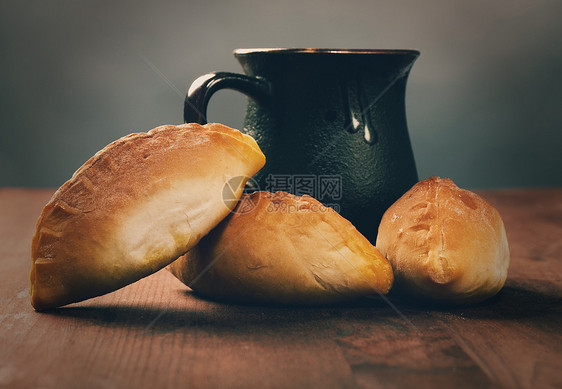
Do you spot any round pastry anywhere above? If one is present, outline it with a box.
[30,123,265,310]
[376,176,510,304]
[168,191,394,305]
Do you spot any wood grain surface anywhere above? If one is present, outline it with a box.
[0,188,561,389]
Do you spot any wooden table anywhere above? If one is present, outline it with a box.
[1,188,561,388]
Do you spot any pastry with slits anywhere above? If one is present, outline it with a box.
[376,176,510,304]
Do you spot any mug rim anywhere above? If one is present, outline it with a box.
[234,48,420,56]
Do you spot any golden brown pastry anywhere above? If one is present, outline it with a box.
[168,191,394,305]
[30,123,265,310]
[376,176,509,304]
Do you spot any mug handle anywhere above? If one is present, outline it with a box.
[184,72,271,124]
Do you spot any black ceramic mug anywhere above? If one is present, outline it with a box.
[185,48,419,242]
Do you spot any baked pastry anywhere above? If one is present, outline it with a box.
[376,176,510,304]
[30,123,265,310]
[168,191,394,305]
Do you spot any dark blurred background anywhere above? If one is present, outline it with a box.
[1,0,561,189]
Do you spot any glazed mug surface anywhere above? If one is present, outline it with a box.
[185,48,419,242]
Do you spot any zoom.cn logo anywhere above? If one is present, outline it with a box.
[222,176,260,215]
